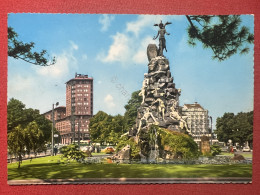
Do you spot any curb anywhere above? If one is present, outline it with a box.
[8,177,252,185]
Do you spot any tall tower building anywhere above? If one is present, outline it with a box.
[43,73,93,145]
[66,73,93,142]
[66,73,93,116]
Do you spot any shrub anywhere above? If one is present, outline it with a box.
[156,126,200,159]
[60,144,86,161]
[211,144,222,156]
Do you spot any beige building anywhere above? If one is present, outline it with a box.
[181,102,210,142]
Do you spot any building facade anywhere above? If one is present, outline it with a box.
[43,73,93,145]
[181,102,210,143]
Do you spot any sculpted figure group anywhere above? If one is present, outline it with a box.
[135,20,190,138]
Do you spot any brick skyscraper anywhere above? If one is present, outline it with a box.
[44,73,93,144]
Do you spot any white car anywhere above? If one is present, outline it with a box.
[242,147,251,152]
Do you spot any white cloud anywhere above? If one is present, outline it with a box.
[34,43,78,78]
[97,15,183,66]
[126,15,183,37]
[99,14,115,32]
[104,94,116,108]
[126,15,161,37]
[133,36,156,64]
[8,41,81,113]
[100,33,131,63]
[8,75,36,93]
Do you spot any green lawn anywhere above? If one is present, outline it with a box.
[91,152,106,156]
[8,155,252,180]
[220,152,253,158]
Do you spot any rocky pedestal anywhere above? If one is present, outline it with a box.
[112,145,130,160]
[132,44,190,158]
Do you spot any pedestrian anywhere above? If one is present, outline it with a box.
[54,146,58,156]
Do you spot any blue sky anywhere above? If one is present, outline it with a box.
[7,14,254,128]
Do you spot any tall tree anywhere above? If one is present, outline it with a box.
[8,98,53,139]
[7,98,27,132]
[8,27,56,66]
[89,111,126,145]
[124,90,142,129]
[186,15,254,61]
[8,121,46,168]
[215,113,236,143]
[89,111,110,144]
[215,111,253,146]
[8,125,27,168]
[24,121,45,157]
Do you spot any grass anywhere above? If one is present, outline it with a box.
[220,152,253,158]
[8,155,252,180]
[91,152,106,156]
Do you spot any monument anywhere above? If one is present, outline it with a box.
[132,20,191,159]
[114,21,191,161]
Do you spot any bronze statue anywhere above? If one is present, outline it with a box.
[153,20,172,56]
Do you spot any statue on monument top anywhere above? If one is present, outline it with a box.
[153,20,172,56]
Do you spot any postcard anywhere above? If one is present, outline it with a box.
[6,13,253,185]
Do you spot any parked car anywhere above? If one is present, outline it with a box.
[242,146,251,152]
[232,146,237,152]
[103,147,115,154]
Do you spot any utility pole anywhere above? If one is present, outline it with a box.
[51,102,59,156]
[51,104,54,156]
[78,117,81,147]
[70,82,75,144]
[209,116,213,145]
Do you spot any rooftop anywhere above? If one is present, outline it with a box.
[66,73,93,84]
[183,102,204,110]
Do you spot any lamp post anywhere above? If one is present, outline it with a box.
[51,102,59,156]
[78,117,82,147]
[209,116,213,145]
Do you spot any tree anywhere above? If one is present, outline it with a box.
[7,98,53,166]
[232,111,253,146]
[7,98,28,133]
[107,130,121,145]
[215,113,236,143]
[24,108,53,142]
[89,111,110,144]
[8,125,27,168]
[124,90,142,129]
[89,111,126,145]
[186,15,254,61]
[8,27,56,66]
[8,98,53,140]
[8,121,45,168]
[24,121,45,157]
[215,111,253,146]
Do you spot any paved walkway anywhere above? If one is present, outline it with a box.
[8,150,52,163]
[7,177,251,185]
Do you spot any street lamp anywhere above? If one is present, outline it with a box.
[77,116,82,147]
[209,116,213,145]
[51,102,59,156]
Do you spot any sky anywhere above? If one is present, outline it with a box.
[7,14,254,128]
